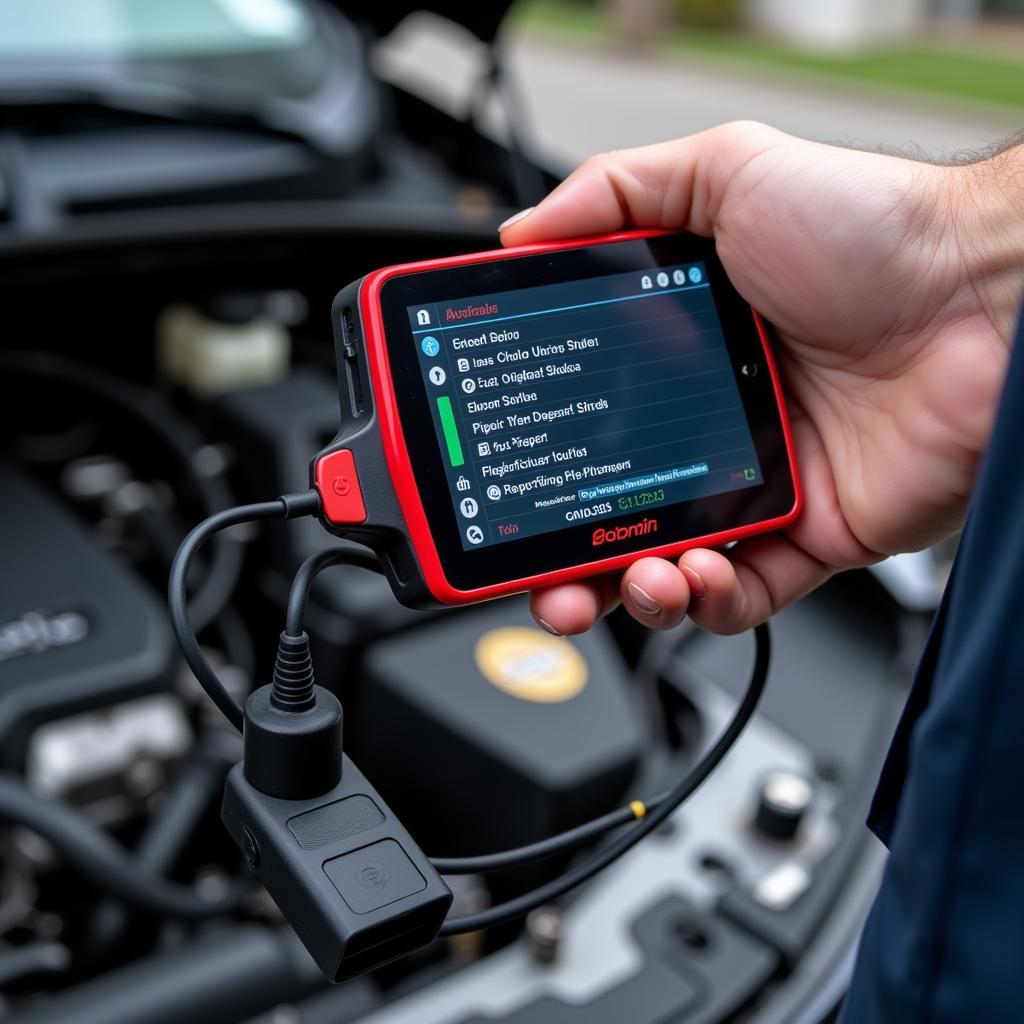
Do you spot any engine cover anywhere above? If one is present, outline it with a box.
[0,463,176,767]
[351,599,644,862]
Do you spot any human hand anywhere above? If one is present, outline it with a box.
[500,123,1024,636]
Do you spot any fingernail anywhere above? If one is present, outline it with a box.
[680,565,707,600]
[627,582,662,616]
[537,618,563,636]
[499,207,535,231]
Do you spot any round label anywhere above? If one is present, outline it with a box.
[474,627,588,703]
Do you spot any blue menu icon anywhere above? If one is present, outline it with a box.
[421,336,440,357]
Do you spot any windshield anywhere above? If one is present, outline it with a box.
[0,0,313,59]
[0,0,327,102]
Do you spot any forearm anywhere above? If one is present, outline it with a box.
[945,140,1024,345]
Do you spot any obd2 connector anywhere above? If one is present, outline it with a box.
[221,632,452,981]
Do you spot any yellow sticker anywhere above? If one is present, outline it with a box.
[474,627,588,703]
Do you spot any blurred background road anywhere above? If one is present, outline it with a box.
[380,0,1023,169]
[505,32,1020,161]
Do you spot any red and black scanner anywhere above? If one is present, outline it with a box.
[312,230,800,608]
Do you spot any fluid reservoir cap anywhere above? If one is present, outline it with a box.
[754,770,814,841]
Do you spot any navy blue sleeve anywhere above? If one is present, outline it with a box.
[841,317,1024,1022]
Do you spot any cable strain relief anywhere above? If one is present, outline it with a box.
[280,489,321,520]
[243,683,343,799]
[271,631,316,712]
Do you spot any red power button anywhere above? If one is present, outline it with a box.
[315,449,367,525]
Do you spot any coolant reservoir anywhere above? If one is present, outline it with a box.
[157,293,294,397]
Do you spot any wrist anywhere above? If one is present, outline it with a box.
[943,143,1024,344]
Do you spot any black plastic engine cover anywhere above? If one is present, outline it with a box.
[352,598,644,861]
[0,463,175,766]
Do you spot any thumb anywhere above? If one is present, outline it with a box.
[500,121,783,246]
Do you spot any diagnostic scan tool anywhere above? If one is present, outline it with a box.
[314,230,800,606]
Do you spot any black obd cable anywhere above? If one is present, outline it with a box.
[167,496,771,967]
[167,491,320,731]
